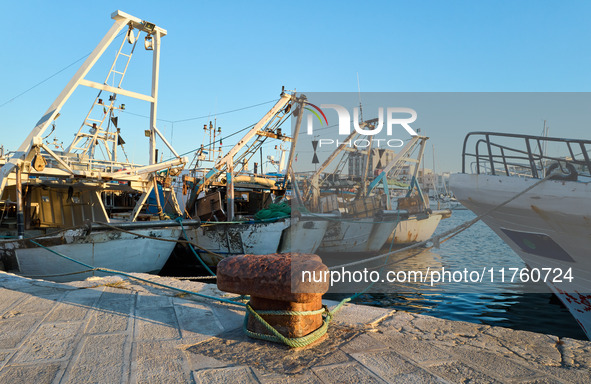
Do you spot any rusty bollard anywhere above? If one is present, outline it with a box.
[217,253,329,346]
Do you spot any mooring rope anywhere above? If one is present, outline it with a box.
[243,298,351,348]
[162,276,218,280]
[23,236,351,347]
[26,238,246,307]
[176,218,217,276]
[0,223,88,243]
[91,220,223,258]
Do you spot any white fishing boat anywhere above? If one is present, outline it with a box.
[278,214,331,253]
[0,11,198,281]
[389,209,451,245]
[367,135,451,248]
[180,93,331,263]
[8,222,184,282]
[450,132,591,339]
[298,125,452,253]
[318,213,403,253]
[182,218,291,266]
[300,120,414,253]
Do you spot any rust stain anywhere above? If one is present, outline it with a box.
[530,205,551,221]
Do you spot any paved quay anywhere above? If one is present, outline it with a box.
[0,271,590,384]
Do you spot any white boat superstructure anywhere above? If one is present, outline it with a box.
[450,132,591,339]
[0,11,197,280]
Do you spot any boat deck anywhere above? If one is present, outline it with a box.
[0,271,589,383]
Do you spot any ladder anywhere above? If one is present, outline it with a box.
[65,27,138,162]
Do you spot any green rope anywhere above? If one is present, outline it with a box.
[176,218,217,276]
[243,298,350,348]
[252,307,327,316]
[26,236,353,348]
[27,239,245,307]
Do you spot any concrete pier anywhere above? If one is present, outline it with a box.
[0,271,589,383]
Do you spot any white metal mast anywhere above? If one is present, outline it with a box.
[0,11,185,198]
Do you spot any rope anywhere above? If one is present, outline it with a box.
[162,276,217,280]
[24,234,351,348]
[92,221,222,258]
[243,297,351,348]
[295,206,406,225]
[251,307,327,316]
[26,239,246,307]
[199,215,289,226]
[21,269,97,278]
[176,218,217,276]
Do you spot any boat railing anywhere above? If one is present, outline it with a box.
[46,153,142,175]
[461,132,591,179]
[0,148,144,176]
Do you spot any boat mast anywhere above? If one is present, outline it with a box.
[185,92,295,212]
[357,74,373,196]
[366,136,426,209]
[0,11,180,199]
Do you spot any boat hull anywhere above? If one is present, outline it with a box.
[318,217,399,253]
[184,219,291,266]
[450,173,591,339]
[389,210,449,245]
[1,226,183,283]
[279,216,329,254]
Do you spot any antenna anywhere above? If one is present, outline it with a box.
[356,72,363,123]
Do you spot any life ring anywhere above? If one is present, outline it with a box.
[546,162,578,181]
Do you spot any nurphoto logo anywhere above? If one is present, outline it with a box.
[305,103,418,149]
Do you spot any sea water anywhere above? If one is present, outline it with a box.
[340,209,587,340]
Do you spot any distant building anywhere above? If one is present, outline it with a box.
[348,149,398,177]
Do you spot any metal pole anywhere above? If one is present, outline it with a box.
[227,162,234,221]
[16,165,24,239]
[361,121,375,196]
[284,95,305,186]
[149,30,161,165]
[153,177,164,219]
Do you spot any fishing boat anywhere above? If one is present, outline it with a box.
[389,206,451,245]
[180,93,329,263]
[296,118,403,253]
[368,137,451,246]
[301,129,450,252]
[450,132,591,339]
[0,11,199,282]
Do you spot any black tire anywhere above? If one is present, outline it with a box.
[546,162,578,181]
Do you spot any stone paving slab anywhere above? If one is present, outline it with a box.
[61,333,127,384]
[192,366,259,384]
[0,270,590,383]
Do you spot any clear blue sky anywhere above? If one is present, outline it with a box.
[2,1,591,171]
